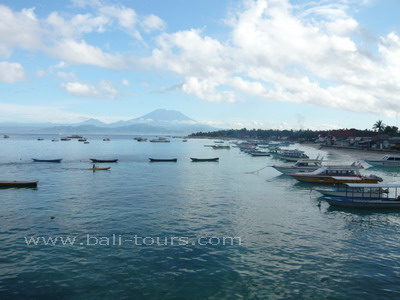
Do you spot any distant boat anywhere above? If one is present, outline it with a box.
[0,181,38,188]
[134,137,147,142]
[32,158,62,163]
[60,137,71,141]
[90,158,118,163]
[3,135,9,138]
[37,138,44,141]
[78,138,87,142]
[149,158,177,162]
[88,166,111,171]
[150,137,170,143]
[212,145,230,149]
[250,151,270,156]
[67,135,83,139]
[190,157,219,162]
[103,138,110,141]
[84,141,90,144]
[182,139,188,142]
[52,139,59,142]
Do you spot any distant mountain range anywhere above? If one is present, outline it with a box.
[0,109,218,135]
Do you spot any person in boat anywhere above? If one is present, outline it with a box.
[93,164,96,169]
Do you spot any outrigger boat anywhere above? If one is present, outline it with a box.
[190,157,219,162]
[290,163,383,184]
[88,167,111,171]
[90,159,118,163]
[32,158,62,163]
[323,183,400,208]
[0,181,38,188]
[149,158,177,162]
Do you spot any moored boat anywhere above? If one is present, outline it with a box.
[323,183,400,208]
[290,163,382,184]
[32,158,62,163]
[364,155,400,167]
[150,137,170,143]
[190,157,219,162]
[88,167,111,171]
[90,158,118,163]
[149,158,177,162]
[272,158,323,175]
[0,181,38,188]
[274,149,309,161]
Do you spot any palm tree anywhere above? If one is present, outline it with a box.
[373,120,385,132]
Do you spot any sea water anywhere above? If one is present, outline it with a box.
[1,135,400,299]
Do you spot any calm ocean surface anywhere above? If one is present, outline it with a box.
[1,134,400,299]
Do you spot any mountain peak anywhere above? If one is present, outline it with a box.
[134,109,194,122]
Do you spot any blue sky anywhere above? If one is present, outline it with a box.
[1,0,400,130]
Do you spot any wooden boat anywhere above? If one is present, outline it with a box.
[90,159,118,163]
[32,158,62,163]
[149,158,177,162]
[364,155,400,167]
[289,163,383,184]
[323,183,400,208]
[88,167,111,171]
[0,181,38,188]
[190,157,219,162]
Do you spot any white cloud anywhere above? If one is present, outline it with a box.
[121,79,130,86]
[0,5,43,57]
[49,39,126,69]
[0,61,26,83]
[147,0,400,117]
[60,80,118,98]
[141,15,166,33]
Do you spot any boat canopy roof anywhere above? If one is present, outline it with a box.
[345,183,400,188]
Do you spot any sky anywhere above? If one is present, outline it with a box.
[1,0,400,130]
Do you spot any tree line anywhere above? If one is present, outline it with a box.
[189,120,399,140]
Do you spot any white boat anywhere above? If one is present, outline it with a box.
[272,158,323,174]
[274,149,309,162]
[364,155,400,167]
[323,183,400,208]
[315,186,388,198]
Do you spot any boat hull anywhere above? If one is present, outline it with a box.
[149,158,177,162]
[325,197,400,208]
[90,159,118,163]
[190,157,219,162]
[292,175,380,184]
[32,159,62,163]
[88,167,111,170]
[0,181,38,188]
